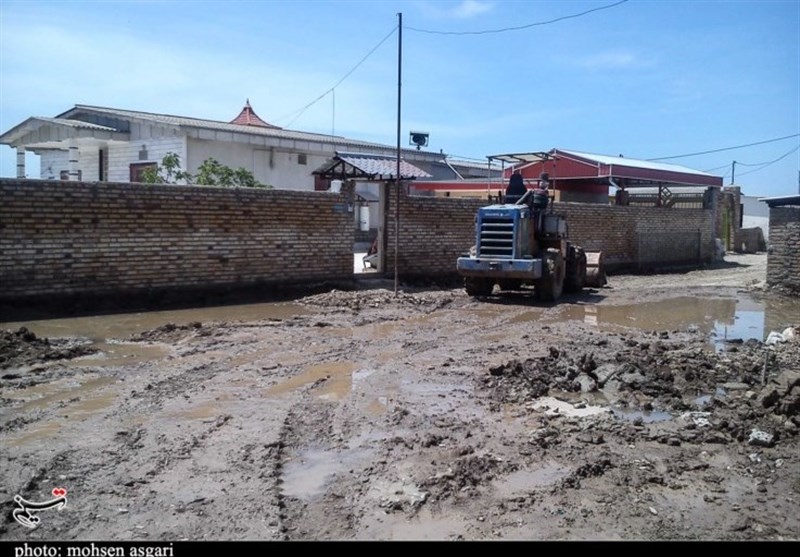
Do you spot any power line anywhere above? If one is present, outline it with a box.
[276,25,398,128]
[649,133,800,161]
[407,0,627,35]
[702,163,730,173]
[737,144,800,177]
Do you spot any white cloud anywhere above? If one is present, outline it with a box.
[452,0,493,19]
[415,0,493,21]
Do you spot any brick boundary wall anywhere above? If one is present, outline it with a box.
[767,207,800,292]
[734,228,766,254]
[0,179,719,304]
[384,186,715,278]
[0,179,354,303]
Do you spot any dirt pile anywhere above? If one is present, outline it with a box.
[0,328,96,372]
[483,327,800,447]
[300,288,455,313]
[128,322,207,343]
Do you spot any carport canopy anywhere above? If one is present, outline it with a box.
[313,151,432,181]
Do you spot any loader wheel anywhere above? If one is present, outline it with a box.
[465,277,494,297]
[565,246,587,293]
[535,249,565,302]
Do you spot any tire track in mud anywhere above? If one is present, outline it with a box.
[276,401,356,539]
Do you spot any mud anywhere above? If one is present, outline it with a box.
[1,253,798,540]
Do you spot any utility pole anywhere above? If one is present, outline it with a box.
[394,12,402,296]
[730,160,736,185]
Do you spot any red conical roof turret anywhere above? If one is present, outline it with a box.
[230,99,279,128]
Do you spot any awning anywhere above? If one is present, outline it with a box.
[487,152,553,165]
[0,117,129,148]
[313,151,432,181]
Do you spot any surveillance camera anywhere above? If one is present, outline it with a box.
[409,131,429,150]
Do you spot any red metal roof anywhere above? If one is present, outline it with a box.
[229,99,279,128]
[509,149,722,188]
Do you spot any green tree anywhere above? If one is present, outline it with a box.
[140,152,193,184]
[141,152,270,189]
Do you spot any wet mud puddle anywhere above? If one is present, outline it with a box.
[0,302,312,366]
[533,294,800,346]
[2,374,121,446]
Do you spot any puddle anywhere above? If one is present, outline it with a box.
[4,376,117,413]
[544,294,800,345]
[5,378,120,447]
[0,302,311,366]
[281,447,359,500]
[359,322,399,340]
[693,386,727,408]
[263,361,356,401]
[69,341,169,367]
[508,310,546,324]
[493,463,570,497]
[546,297,736,333]
[0,302,310,340]
[611,407,673,423]
[531,396,609,418]
[319,327,354,339]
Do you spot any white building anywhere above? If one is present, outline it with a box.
[742,194,770,240]
[0,101,459,190]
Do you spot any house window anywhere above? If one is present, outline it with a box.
[297,153,307,165]
[130,162,157,183]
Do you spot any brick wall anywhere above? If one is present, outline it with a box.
[383,188,485,276]
[734,227,766,253]
[384,186,715,277]
[0,179,353,301]
[767,207,800,292]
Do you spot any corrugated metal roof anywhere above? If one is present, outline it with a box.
[338,153,432,179]
[314,152,432,180]
[760,195,800,207]
[0,116,125,145]
[558,149,715,177]
[35,117,119,131]
[63,105,395,149]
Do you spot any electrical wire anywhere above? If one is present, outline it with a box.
[649,133,800,161]
[277,25,398,128]
[736,144,800,177]
[702,163,731,173]
[407,0,628,35]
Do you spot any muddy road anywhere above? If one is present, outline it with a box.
[1,253,798,541]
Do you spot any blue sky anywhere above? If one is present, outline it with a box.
[1,0,798,196]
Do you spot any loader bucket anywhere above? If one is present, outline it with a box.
[585,251,606,287]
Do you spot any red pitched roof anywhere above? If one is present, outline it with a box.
[229,100,279,128]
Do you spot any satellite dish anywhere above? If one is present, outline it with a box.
[409,131,429,150]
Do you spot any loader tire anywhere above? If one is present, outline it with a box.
[565,246,587,293]
[535,249,565,302]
